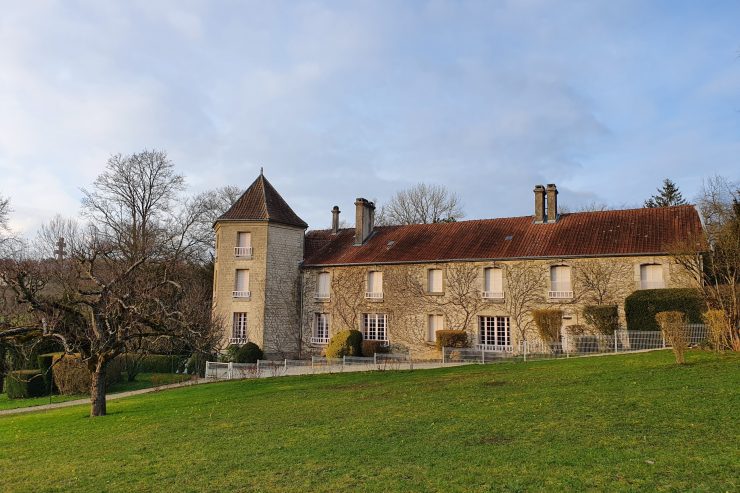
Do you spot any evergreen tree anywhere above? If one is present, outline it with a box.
[644,179,687,208]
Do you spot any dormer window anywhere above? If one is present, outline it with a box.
[365,271,383,299]
[482,267,504,299]
[549,265,573,299]
[315,272,330,300]
[235,232,252,258]
[427,269,443,294]
[640,264,665,289]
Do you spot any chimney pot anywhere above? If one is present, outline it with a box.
[533,185,546,223]
[546,184,558,222]
[331,206,341,234]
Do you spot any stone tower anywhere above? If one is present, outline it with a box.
[212,172,307,357]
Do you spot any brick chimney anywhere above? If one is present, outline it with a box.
[546,184,558,222]
[331,206,340,234]
[354,198,375,245]
[533,185,546,223]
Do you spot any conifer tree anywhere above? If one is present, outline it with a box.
[644,179,687,208]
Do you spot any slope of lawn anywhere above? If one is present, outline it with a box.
[0,350,738,492]
[0,373,190,411]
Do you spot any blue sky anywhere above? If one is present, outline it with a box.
[1,0,738,234]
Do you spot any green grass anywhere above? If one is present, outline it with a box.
[0,373,189,411]
[0,350,738,492]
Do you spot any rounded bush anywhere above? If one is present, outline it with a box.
[236,343,264,363]
[625,288,703,331]
[325,330,363,358]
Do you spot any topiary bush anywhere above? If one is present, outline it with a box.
[361,340,389,357]
[435,330,468,350]
[583,305,620,335]
[137,354,188,373]
[52,354,125,395]
[532,309,563,342]
[325,330,363,358]
[236,343,263,363]
[656,311,688,364]
[5,369,48,399]
[625,289,703,331]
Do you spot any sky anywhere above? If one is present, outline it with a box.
[1,0,738,235]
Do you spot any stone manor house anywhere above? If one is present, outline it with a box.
[212,172,703,358]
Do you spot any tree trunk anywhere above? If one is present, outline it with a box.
[90,360,108,417]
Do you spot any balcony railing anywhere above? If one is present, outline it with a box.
[315,292,330,301]
[640,281,665,289]
[549,283,573,299]
[310,336,330,345]
[232,290,251,299]
[482,291,504,299]
[234,246,253,258]
[476,344,513,352]
[229,337,248,345]
[365,291,383,300]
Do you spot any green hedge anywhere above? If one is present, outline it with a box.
[135,354,188,374]
[583,305,619,335]
[625,289,704,331]
[235,343,263,363]
[325,330,363,358]
[435,330,468,350]
[5,370,48,399]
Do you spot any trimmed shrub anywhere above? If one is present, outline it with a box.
[656,311,688,364]
[702,309,733,351]
[186,352,210,377]
[236,343,263,363]
[435,330,468,350]
[361,340,389,357]
[5,369,47,399]
[625,289,703,331]
[325,330,363,358]
[137,354,188,373]
[583,305,620,335]
[37,352,62,394]
[532,309,563,342]
[52,354,125,395]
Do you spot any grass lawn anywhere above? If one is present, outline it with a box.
[0,373,190,411]
[0,350,738,492]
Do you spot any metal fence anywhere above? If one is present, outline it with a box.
[206,325,710,380]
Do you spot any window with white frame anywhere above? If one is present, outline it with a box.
[640,264,664,289]
[312,313,330,345]
[366,271,383,299]
[427,314,444,342]
[549,265,573,299]
[362,313,388,341]
[483,267,504,299]
[316,272,330,300]
[231,313,248,343]
[233,269,250,298]
[235,232,252,258]
[478,316,510,348]
[427,269,443,293]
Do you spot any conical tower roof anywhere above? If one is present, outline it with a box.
[217,172,308,228]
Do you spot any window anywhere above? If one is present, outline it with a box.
[316,272,330,300]
[362,313,388,341]
[312,313,330,345]
[366,271,383,299]
[427,314,444,342]
[233,269,250,298]
[640,264,664,289]
[235,232,252,258]
[549,265,573,299]
[231,313,248,344]
[482,267,504,299]
[478,316,510,349]
[427,269,443,293]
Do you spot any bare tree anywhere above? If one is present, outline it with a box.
[376,183,463,225]
[504,262,547,344]
[574,258,632,305]
[189,185,243,261]
[669,175,739,350]
[35,215,81,259]
[0,151,223,416]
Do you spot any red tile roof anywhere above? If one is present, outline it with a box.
[217,173,307,228]
[303,205,703,266]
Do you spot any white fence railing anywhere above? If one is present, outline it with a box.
[206,325,710,380]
